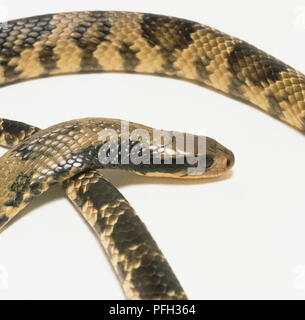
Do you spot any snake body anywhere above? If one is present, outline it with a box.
[0,11,303,131]
[0,10,304,299]
[65,170,188,300]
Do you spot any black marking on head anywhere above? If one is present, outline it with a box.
[140,13,197,72]
[118,42,139,71]
[67,137,214,177]
[38,44,58,72]
[87,138,214,174]
[71,11,112,71]
[0,14,55,81]
[124,158,213,175]
[4,171,34,207]
[0,215,9,228]
[227,41,290,93]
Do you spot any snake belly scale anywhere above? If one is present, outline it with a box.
[0,10,304,299]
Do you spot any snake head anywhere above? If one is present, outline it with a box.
[131,130,234,179]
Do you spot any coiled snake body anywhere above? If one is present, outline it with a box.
[0,11,304,299]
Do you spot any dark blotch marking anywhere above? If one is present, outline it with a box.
[38,44,58,72]
[194,57,212,81]
[140,13,197,72]
[111,208,184,299]
[29,181,43,196]
[131,252,184,299]
[111,208,153,254]
[118,42,139,71]
[5,171,34,207]
[90,180,123,235]
[0,119,38,146]
[227,41,290,94]
[77,145,101,167]
[15,142,45,161]
[67,172,123,235]
[1,63,22,79]
[87,178,122,210]
[1,119,35,137]
[71,11,112,71]
[0,14,55,82]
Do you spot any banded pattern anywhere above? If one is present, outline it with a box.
[0,11,303,130]
[65,171,187,300]
[0,118,189,299]
[0,11,304,300]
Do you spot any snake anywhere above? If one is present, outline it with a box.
[0,10,304,299]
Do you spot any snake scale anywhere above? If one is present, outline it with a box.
[0,10,304,299]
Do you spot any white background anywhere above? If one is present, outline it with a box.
[0,0,305,300]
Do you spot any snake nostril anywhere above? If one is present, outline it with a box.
[226,159,231,167]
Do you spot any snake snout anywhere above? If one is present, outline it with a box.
[225,148,235,170]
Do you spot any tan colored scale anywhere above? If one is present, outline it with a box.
[49,13,84,74]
